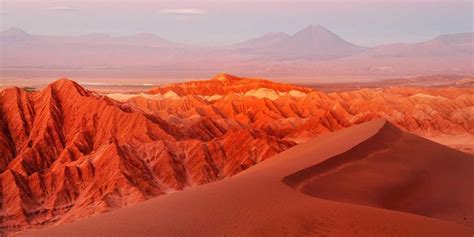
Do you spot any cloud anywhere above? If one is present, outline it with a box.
[49,6,79,12]
[159,8,205,15]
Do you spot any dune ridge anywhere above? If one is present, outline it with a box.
[284,122,474,227]
[19,119,473,237]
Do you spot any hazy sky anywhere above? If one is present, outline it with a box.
[1,0,472,46]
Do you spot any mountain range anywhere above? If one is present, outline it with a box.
[1,73,473,234]
[1,25,472,77]
[234,24,367,59]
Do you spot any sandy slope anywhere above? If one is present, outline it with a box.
[18,119,473,237]
[284,122,474,227]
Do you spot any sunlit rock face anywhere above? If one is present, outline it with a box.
[1,74,473,234]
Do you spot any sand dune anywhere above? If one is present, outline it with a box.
[18,119,473,237]
[284,122,474,227]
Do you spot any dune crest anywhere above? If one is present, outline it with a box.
[284,122,474,227]
[19,119,473,237]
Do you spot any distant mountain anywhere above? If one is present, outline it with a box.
[0,28,174,46]
[362,32,473,58]
[0,28,192,67]
[76,32,173,46]
[287,24,367,57]
[0,27,472,76]
[234,24,367,59]
[0,27,35,42]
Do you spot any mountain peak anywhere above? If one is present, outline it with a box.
[294,24,338,38]
[1,27,33,41]
[51,78,79,85]
[288,24,366,56]
[1,27,29,35]
[211,73,242,82]
[127,33,171,44]
[304,24,328,31]
[49,78,89,96]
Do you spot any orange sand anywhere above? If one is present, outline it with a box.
[18,119,473,236]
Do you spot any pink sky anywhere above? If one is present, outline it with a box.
[1,0,472,46]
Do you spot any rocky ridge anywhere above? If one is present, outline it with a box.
[1,73,473,234]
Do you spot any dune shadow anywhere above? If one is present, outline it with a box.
[283,122,474,227]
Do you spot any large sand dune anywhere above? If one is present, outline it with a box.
[284,122,474,227]
[18,119,473,236]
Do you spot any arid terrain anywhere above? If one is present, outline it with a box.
[2,1,473,235]
[17,119,474,237]
[0,73,473,236]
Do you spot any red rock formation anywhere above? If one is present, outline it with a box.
[1,74,473,234]
[145,75,474,145]
[0,78,294,234]
[148,73,314,96]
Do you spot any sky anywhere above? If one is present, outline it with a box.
[0,0,472,47]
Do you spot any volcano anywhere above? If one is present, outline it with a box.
[235,24,367,59]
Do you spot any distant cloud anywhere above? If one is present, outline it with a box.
[160,8,205,15]
[49,6,79,12]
